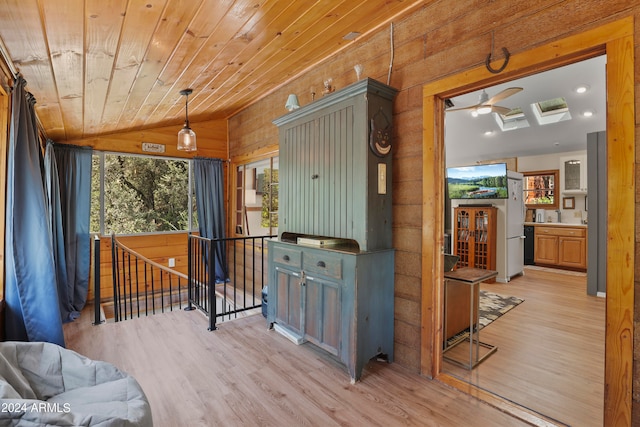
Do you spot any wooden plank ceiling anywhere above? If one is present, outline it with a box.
[0,0,425,142]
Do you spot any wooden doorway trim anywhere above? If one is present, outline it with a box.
[421,17,634,426]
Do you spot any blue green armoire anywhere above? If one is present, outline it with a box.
[268,78,397,382]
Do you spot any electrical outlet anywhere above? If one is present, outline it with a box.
[168,258,175,268]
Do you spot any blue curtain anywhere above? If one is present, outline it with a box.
[193,157,227,283]
[5,77,65,346]
[44,141,93,322]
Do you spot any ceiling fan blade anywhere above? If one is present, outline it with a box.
[487,87,523,104]
[491,105,512,115]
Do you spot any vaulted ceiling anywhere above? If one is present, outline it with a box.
[0,0,425,142]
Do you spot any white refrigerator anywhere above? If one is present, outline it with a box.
[498,171,525,282]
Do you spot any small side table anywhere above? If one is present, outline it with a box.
[443,267,498,369]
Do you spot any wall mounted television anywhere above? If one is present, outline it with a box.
[446,163,508,199]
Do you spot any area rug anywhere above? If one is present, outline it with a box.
[478,290,524,329]
[446,291,524,347]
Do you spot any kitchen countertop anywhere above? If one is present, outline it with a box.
[524,222,588,228]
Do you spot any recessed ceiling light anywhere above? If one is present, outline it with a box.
[484,130,494,136]
[582,109,595,117]
[575,84,590,94]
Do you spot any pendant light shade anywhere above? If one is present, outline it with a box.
[177,88,196,151]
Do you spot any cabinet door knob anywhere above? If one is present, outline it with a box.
[316,261,326,268]
[283,255,290,261]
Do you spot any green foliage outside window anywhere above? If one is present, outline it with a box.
[91,154,195,234]
[261,169,278,228]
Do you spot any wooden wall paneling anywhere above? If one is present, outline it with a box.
[93,233,189,302]
[226,4,638,424]
[422,16,634,426]
[67,117,228,158]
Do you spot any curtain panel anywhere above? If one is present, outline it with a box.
[44,141,93,322]
[193,157,228,283]
[4,77,64,346]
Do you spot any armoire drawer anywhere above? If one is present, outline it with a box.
[272,245,302,269]
[303,251,342,280]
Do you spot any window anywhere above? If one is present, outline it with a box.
[523,170,558,209]
[91,153,196,235]
[234,157,278,237]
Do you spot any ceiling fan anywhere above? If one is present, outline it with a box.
[447,87,523,116]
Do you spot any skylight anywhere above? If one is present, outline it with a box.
[532,97,572,125]
[494,107,530,131]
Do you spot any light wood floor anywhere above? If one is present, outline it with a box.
[64,267,600,427]
[64,308,530,426]
[443,266,604,427]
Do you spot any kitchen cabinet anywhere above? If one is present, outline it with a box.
[560,154,588,194]
[268,239,394,382]
[453,207,497,280]
[534,232,559,264]
[534,225,587,270]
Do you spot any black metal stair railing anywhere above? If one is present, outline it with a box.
[187,234,275,331]
[94,234,274,327]
[110,234,189,321]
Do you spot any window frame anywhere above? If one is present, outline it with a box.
[522,169,559,209]
[232,155,279,237]
[91,151,196,236]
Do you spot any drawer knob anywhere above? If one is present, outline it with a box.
[316,261,326,268]
[283,255,290,261]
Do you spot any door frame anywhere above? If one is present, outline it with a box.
[421,17,634,425]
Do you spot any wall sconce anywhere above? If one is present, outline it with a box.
[177,88,197,151]
[285,94,300,111]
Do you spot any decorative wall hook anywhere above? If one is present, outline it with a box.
[485,47,510,74]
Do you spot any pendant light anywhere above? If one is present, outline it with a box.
[177,88,196,151]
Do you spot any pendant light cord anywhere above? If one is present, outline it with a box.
[184,92,190,127]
